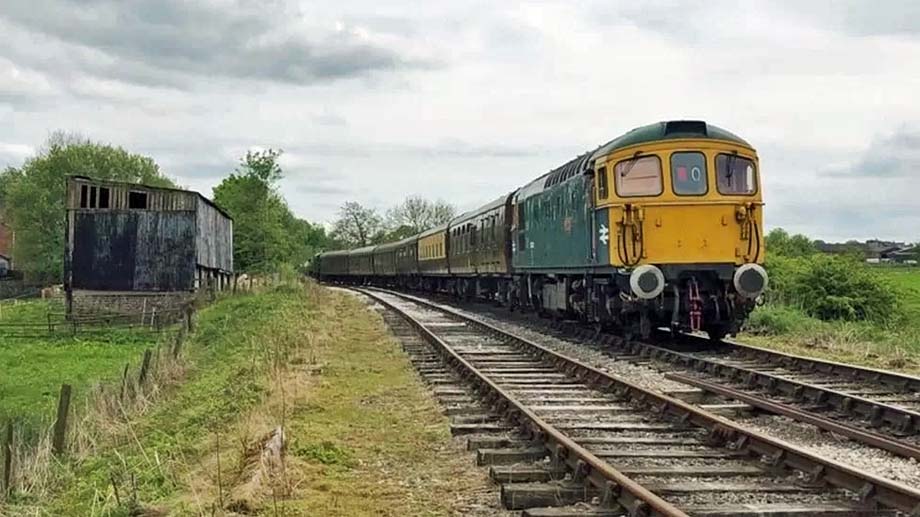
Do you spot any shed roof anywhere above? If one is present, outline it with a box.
[68,175,233,220]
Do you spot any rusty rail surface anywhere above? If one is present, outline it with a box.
[460,303,920,460]
[619,338,920,436]
[709,333,920,394]
[667,372,920,461]
[364,287,920,515]
[358,287,689,517]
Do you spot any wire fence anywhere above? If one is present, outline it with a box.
[1,308,196,500]
[0,303,190,339]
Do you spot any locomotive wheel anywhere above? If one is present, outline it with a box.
[704,323,729,342]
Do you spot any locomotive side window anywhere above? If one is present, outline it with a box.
[614,156,662,197]
[597,166,608,199]
[670,152,707,195]
[716,154,757,195]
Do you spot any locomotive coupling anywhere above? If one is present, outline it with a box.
[629,264,665,299]
[733,263,768,299]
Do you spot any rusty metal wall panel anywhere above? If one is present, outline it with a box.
[195,199,233,272]
[71,212,196,291]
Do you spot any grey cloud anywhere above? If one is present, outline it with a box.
[588,0,920,41]
[281,140,567,160]
[784,0,920,37]
[295,183,350,197]
[824,125,920,177]
[0,0,437,89]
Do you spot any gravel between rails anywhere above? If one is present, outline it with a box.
[422,297,920,488]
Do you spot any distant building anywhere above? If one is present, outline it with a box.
[64,176,234,315]
[815,239,908,260]
[0,221,12,277]
[882,246,919,264]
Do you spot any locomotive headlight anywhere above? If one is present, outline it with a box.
[629,264,665,300]
[734,263,768,299]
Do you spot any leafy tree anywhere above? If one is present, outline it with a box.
[331,201,384,248]
[765,228,816,258]
[281,210,330,269]
[214,149,330,272]
[0,133,174,282]
[215,149,287,272]
[385,196,456,234]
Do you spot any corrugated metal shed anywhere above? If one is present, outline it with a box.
[65,176,233,294]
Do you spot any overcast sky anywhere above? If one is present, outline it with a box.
[1,1,918,241]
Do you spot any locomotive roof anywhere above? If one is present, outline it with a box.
[593,120,751,157]
[517,121,750,201]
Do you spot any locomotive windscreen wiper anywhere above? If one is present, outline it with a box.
[620,155,641,177]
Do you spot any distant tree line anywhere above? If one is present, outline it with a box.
[0,132,456,281]
[329,197,456,248]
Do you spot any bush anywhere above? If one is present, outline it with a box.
[765,254,900,324]
[746,305,813,335]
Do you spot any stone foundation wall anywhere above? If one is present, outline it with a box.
[71,290,195,319]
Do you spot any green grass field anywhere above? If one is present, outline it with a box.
[878,267,920,323]
[0,300,160,427]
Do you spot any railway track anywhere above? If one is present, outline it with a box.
[357,287,920,516]
[399,290,920,464]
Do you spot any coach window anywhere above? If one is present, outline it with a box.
[670,152,707,195]
[614,155,662,197]
[716,154,757,195]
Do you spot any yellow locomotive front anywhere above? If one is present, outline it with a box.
[593,121,767,339]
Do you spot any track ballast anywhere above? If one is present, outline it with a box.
[358,287,920,517]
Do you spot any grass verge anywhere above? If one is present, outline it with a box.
[10,282,493,516]
[742,303,920,374]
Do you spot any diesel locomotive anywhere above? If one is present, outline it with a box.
[313,120,768,340]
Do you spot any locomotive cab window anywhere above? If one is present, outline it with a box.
[670,152,707,195]
[614,156,662,197]
[716,154,757,195]
[597,166,607,199]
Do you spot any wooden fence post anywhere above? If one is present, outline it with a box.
[138,350,153,386]
[120,363,130,401]
[52,384,72,455]
[3,420,12,497]
[184,306,194,333]
[172,325,186,359]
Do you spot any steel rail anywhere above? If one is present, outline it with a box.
[708,334,920,393]
[357,287,689,517]
[623,339,920,436]
[667,372,920,461]
[368,288,920,515]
